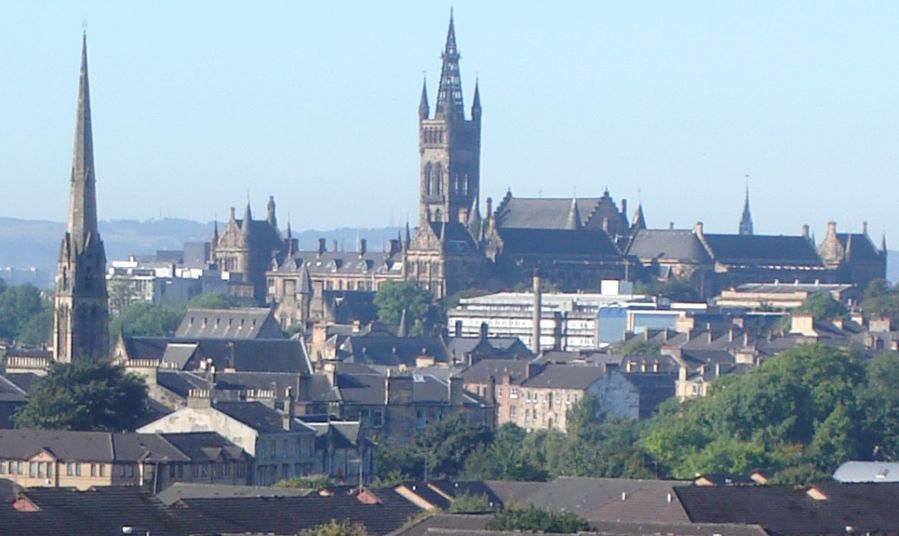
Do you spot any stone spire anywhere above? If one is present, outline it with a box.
[241,202,252,235]
[882,233,888,255]
[435,11,464,121]
[419,76,430,120]
[67,32,99,244]
[467,195,481,238]
[404,221,412,250]
[266,195,277,227]
[631,201,646,231]
[53,32,109,362]
[565,197,581,230]
[739,184,753,236]
[471,78,481,121]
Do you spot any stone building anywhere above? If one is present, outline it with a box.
[53,34,109,362]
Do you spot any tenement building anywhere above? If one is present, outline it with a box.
[53,33,110,362]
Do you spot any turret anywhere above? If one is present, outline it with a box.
[267,195,277,227]
[471,79,482,121]
[419,76,430,120]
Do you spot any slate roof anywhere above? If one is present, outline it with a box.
[0,486,186,536]
[393,513,491,536]
[341,333,448,367]
[461,359,530,385]
[156,482,312,506]
[284,250,403,277]
[175,487,422,536]
[702,234,824,266]
[587,520,768,536]
[308,368,480,407]
[0,429,247,463]
[833,461,899,483]
[626,229,711,263]
[176,307,282,339]
[497,228,622,257]
[676,482,899,535]
[446,336,532,362]
[485,477,690,525]
[521,364,606,390]
[495,196,627,232]
[214,400,307,434]
[838,233,883,261]
[121,336,311,374]
[429,221,480,253]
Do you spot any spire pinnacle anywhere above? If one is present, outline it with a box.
[471,78,481,120]
[435,11,464,120]
[419,75,430,120]
[739,180,753,236]
[242,202,252,234]
[67,30,99,242]
[565,197,581,230]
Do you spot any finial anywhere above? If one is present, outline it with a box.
[637,188,642,203]
[82,17,88,32]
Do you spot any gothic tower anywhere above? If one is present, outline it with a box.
[53,33,109,362]
[738,185,754,236]
[419,13,481,226]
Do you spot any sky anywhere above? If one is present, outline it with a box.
[3,1,899,241]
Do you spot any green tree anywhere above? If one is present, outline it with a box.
[485,504,590,533]
[861,279,899,322]
[449,492,497,513]
[463,424,549,481]
[276,474,334,489]
[108,302,183,340]
[374,443,423,482]
[415,414,494,479]
[297,520,369,536]
[187,292,238,309]
[619,339,663,356]
[0,283,51,344]
[15,359,149,431]
[374,280,439,336]
[860,352,899,460]
[795,292,848,320]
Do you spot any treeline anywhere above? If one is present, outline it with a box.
[0,280,51,345]
[377,344,899,485]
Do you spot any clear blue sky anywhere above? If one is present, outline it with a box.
[3,1,899,241]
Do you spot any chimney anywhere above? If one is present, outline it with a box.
[359,239,367,257]
[448,375,464,406]
[479,321,489,340]
[318,238,326,256]
[324,362,337,387]
[385,370,414,405]
[532,271,542,355]
[283,386,296,430]
[621,199,627,217]
[187,388,213,409]
[332,239,339,252]
[863,221,869,235]
[827,221,838,238]
[694,221,704,237]
[801,224,810,239]
[488,375,498,407]
[669,221,675,230]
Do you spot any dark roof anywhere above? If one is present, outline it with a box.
[626,229,711,263]
[497,228,622,257]
[156,482,312,506]
[495,196,628,233]
[214,400,300,433]
[621,372,677,419]
[429,221,480,253]
[447,336,532,362]
[342,333,448,367]
[676,482,899,535]
[521,364,606,390]
[290,250,404,276]
[394,513,491,536]
[175,487,422,536]
[587,520,768,536]
[0,486,186,536]
[486,477,689,525]
[838,233,882,261]
[176,307,283,339]
[702,233,823,266]
[122,336,311,374]
[461,359,530,385]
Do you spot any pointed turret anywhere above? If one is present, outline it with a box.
[565,197,581,230]
[882,233,888,255]
[435,12,464,120]
[739,185,753,236]
[471,79,481,121]
[212,219,219,243]
[267,195,277,227]
[241,202,252,234]
[631,202,646,231]
[67,31,99,245]
[419,76,430,120]
[845,232,854,260]
[467,195,481,235]
[285,219,295,256]
[404,221,412,250]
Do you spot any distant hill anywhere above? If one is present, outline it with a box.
[0,217,401,288]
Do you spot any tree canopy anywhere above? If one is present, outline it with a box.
[108,301,183,340]
[187,292,239,309]
[15,359,149,431]
[485,504,590,533]
[374,280,442,336]
[795,292,848,320]
[640,344,891,479]
[0,282,52,345]
[861,279,899,322]
[634,277,700,302]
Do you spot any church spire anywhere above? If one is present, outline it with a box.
[739,183,753,236]
[435,11,464,120]
[419,76,430,120]
[67,31,99,243]
[242,202,252,234]
[471,78,481,121]
[631,202,647,231]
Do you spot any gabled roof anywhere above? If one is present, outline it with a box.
[495,196,624,231]
[837,232,882,261]
[342,333,448,367]
[288,250,403,276]
[521,364,606,390]
[121,336,312,375]
[446,336,532,362]
[496,227,622,257]
[461,359,529,385]
[429,221,480,253]
[176,307,282,339]
[702,234,823,266]
[214,401,304,434]
[626,229,711,263]
[156,482,312,506]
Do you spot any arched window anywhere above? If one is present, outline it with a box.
[435,164,443,195]
[424,163,432,195]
